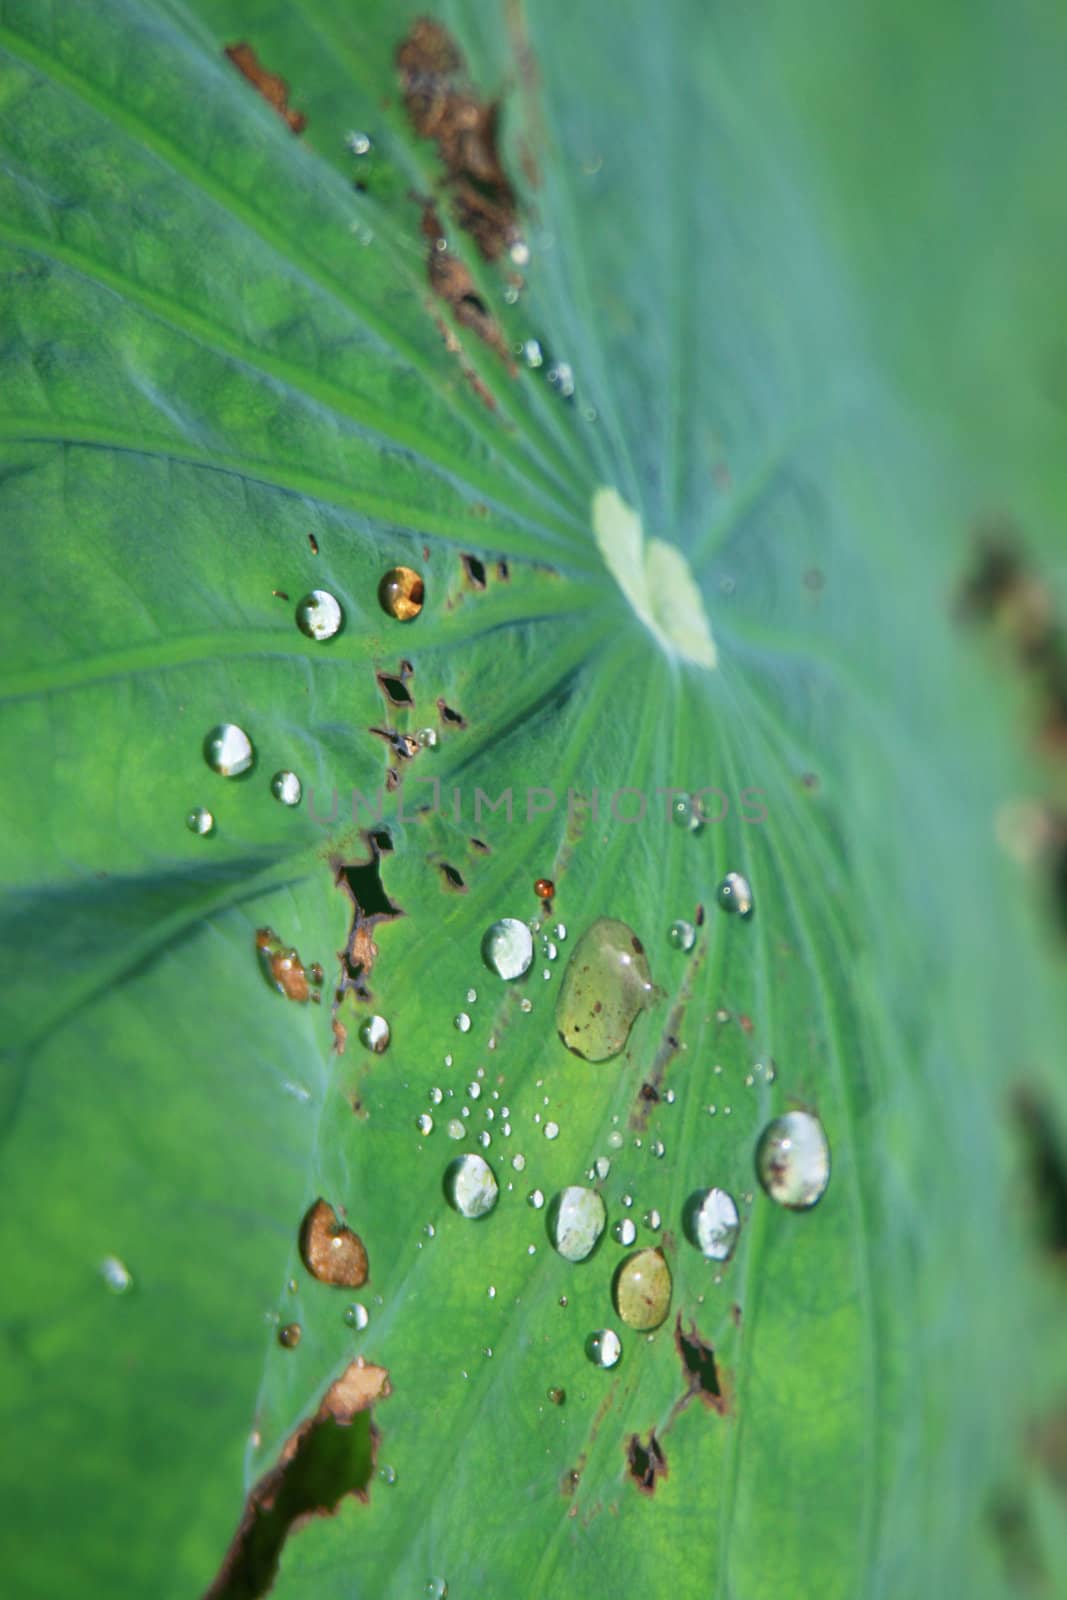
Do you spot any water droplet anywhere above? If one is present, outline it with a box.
[345,130,373,155]
[544,940,558,961]
[756,1111,830,1209]
[693,1188,740,1260]
[586,1329,622,1368]
[466,987,478,1004]
[668,919,695,952]
[278,1322,302,1349]
[717,871,754,919]
[429,1086,444,1105]
[547,361,575,399]
[378,565,424,621]
[555,918,656,1062]
[554,923,567,941]
[425,1579,448,1599]
[614,1249,672,1330]
[295,589,344,641]
[416,726,438,749]
[344,1302,369,1331]
[621,1193,634,1209]
[613,1218,637,1247]
[548,1186,606,1261]
[650,1140,665,1159]
[511,1153,526,1172]
[522,337,543,368]
[100,1255,132,1294]
[481,918,534,981]
[535,877,555,899]
[446,1118,465,1140]
[477,1129,491,1149]
[256,928,311,1002]
[547,1386,566,1405]
[271,770,302,807]
[379,1464,398,1486]
[186,806,215,836]
[203,723,254,777]
[454,1012,472,1033]
[643,1208,661,1232]
[510,239,531,267]
[359,1014,391,1053]
[445,1153,499,1219]
[527,1188,545,1209]
[416,1113,434,1136]
[519,996,533,1014]
[299,1199,369,1286]
[595,1156,611,1180]
[544,1121,560,1141]
[671,792,704,833]
[607,1130,624,1150]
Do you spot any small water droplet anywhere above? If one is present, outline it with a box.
[668,919,696,952]
[614,1249,672,1330]
[203,723,254,777]
[554,923,567,941]
[613,1218,637,1247]
[521,337,543,368]
[717,871,754,919]
[271,770,302,806]
[425,1578,448,1599]
[549,1186,606,1261]
[643,1208,661,1232]
[693,1188,740,1260]
[454,1012,471,1033]
[595,1156,611,1180]
[446,1118,465,1140]
[344,1302,370,1330]
[756,1111,830,1209]
[527,1188,545,1209]
[186,806,215,836]
[556,918,656,1061]
[378,566,424,622]
[621,1193,633,1209]
[295,589,344,641]
[359,1014,391,1053]
[607,1130,624,1150]
[671,792,704,833]
[586,1328,622,1368]
[445,1153,499,1218]
[519,996,533,1014]
[547,1386,566,1405]
[650,1140,665,1159]
[278,1322,302,1349]
[664,1089,676,1105]
[345,130,373,155]
[100,1255,132,1294]
[546,361,575,399]
[466,987,478,1004]
[444,1053,453,1067]
[510,239,531,266]
[416,726,438,749]
[481,918,534,981]
[512,1152,526,1171]
[535,877,555,899]
[416,1113,434,1136]
[379,1464,398,1486]
[477,1129,491,1149]
[544,1121,560,1141]
[429,1086,444,1105]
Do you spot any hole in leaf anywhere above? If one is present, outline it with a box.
[377,673,413,706]
[461,554,487,589]
[675,1314,725,1412]
[625,1430,668,1496]
[334,837,403,1002]
[1013,1087,1067,1260]
[437,698,467,727]
[207,1361,390,1600]
[437,863,466,892]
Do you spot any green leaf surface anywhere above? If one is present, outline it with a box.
[3,2,1067,1598]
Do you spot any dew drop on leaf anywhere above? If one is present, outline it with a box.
[358,1014,391,1052]
[295,589,343,641]
[100,1255,132,1294]
[717,871,754,919]
[447,1119,465,1141]
[453,1012,472,1033]
[535,877,555,899]
[556,917,655,1061]
[527,1188,545,1209]
[756,1111,831,1209]
[667,919,695,951]
[671,792,704,833]
[343,1302,369,1330]
[270,770,302,806]
[586,1328,622,1368]
[378,565,424,621]
[481,917,534,980]
[278,1323,302,1349]
[203,723,254,777]
[255,929,311,1002]
[299,1199,369,1287]
[548,1186,606,1261]
[425,1580,448,1599]
[416,1113,434,1135]
[444,1153,499,1218]
[544,1121,560,1140]
[186,806,214,836]
[613,1218,637,1247]
[416,726,438,748]
[693,1187,740,1260]
[614,1248,672,1330]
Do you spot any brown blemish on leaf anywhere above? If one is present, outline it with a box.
[272,589,289,601]
[333,835,403,1005]
[470,836,491,854]
[435,861,467,892]
[224,43,307,133]
[397,19,520,261]
[308,532,319,554]
[625,1430,668,1496]
[206,1358,390,1600]
[436,697,467,727]
[674,1313,727,1414]
[332,1018,348,1056]
[299,1199,369,1288]
[255,928,311,1003]
[420,205,511,365]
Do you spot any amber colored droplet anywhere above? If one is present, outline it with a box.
[255,927,310,1003]
[534,878,555,900]
[278,1322,302,1349]
[378,566,425,622]
[299,1198,369,1287]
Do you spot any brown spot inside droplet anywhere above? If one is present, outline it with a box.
[299,1199,369,1288]
[255,928,311,1003]
[378,566,424,622]
[224,43,306,133]
[535,877,554,899]
[278,1322,302,1349]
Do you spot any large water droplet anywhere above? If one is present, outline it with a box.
[717,871,754,919]
[668,919,695,952]
[756,1111,830,1209]
[186,805,215,836]
[586,1328,622,1368]
[271,770,302,806]
[613,1248,672,1330]
[204,723,254,777]
[445,1153,499,1219]
[556,917,655,1061]
[358,1014,391,1053]
[299,1199,369,1286]
[295,589,343,641]
[378,565,424,621]
[693,1188,740,1260]
[548,1186,606,1262]
[481,918,534,981]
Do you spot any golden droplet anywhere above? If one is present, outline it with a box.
[299,1198,369,1287]
[378,566,425,622]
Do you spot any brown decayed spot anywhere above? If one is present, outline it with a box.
[674,1313,727,1414]
[299,1199,369,1288]
[255,928,311,1003]
[333,835,403,1006]
[224,43,307,133]
[205,1359,390,1599]
[625,1430,668,1495]
[421,204,511,362]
